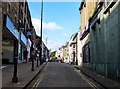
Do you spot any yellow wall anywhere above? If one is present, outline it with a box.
[80,0,97,32]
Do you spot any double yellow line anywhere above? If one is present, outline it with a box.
[32,64,48,89]
[75,69,99,89]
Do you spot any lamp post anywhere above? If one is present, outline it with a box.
[31,43,34,71]
[40,0,43,65]
[26,29,34,71]
[12,21,23,83]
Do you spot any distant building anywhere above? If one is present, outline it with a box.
[69,32,78,64]
[62,42,69,63]
[55,47,63,60]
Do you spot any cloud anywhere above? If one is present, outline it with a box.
[63,33,68,37]
[31,18,41,36]
[32,18,63,36]
[32,18,64,51]
[45,39,63,51]
[44,22,63,30]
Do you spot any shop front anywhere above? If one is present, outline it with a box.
[2,15,19,64]
[79,21,90,67]
[18,31,28,63]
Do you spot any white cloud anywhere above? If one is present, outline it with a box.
[63,33,68,37]
[32,18,63,36]
[32,18,41,36]
[46,39,63,51]
[32,18,64,51]
[44,22,63,30]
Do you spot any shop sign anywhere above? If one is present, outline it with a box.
[2,41,10,45]
[80,21,89,39]
[2,40,13,46]
[21,31,27,46]
[6,16,19,39]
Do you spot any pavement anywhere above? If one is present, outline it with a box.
[2,61,47,88]
[74,65,120,89]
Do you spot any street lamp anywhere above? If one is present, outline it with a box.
[40,0,43,65]
[26,29,34,71]
[31,43,34,71]
[12,20,24,83]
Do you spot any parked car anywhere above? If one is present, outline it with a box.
[55,57,62,63]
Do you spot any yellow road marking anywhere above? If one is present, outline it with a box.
[75,69,99,89]
[32,64,48,89]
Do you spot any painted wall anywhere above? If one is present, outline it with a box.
[77,32,83,66]
[90,1,120,80]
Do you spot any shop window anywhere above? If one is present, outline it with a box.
[14,13,17,24]
[83,42,90,63]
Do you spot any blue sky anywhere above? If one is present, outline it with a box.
[28,1,81,51]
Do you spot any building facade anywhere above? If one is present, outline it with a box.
[2,1,33,64]
[62,42,69,63]
[2,2,20,64]
[79,0,96,67]
[90,0,120,81]
[69,32,78,64]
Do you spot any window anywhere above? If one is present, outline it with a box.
[73,44,75,48]
[83,42,90,63]
[7,3,11,15]
[14,11,17,24]
[104,0,116,14]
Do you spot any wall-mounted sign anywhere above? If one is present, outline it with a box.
[2,41,10,45]
[6,16,19,40]
[80,21,89,40]
[20,31,27,46]
[2,39,14,46]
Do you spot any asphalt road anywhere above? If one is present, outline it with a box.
[33,62,96,88]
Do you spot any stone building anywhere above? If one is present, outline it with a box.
[2,1,33,63]
[62,42,69,63]
[90,0,120,81]
[69,32,78,65]
[79,0,96,67]
[2,2,20,64]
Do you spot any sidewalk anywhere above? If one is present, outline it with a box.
[74,65,120,88]
[2,61,47,88]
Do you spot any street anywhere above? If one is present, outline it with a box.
[27,62,101,88]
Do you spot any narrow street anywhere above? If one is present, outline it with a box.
[27,62,101,88]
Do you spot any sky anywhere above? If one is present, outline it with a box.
[28,1,81,51]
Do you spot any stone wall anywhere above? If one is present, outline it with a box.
[90,1,120,81]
